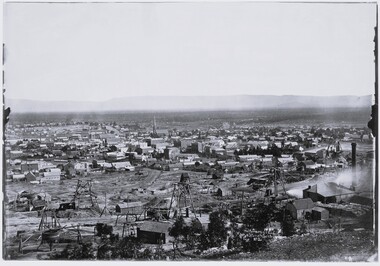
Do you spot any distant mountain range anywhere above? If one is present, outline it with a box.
[6,95,373,113]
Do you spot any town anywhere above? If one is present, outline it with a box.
[3,110,376,261]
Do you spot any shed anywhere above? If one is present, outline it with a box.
[180,173,190,183]
[311,207,329,221]
[13,174,26,182]
[25,172,37,182]
[216,187,229,197]
[212,172,224,180]
[196,214,211,230]
[137,221,172,244]
[115,201,145,215]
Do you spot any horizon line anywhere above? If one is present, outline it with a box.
[5,94,373,103]
[9,106,372,115]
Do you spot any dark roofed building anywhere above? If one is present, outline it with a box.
[303,182,355,204]
[311,207,329,221]
[216,187,229,197]
[115,201,145,215]
[180,173,190,183]
[25,172,37,182]
[137,221,172,244]
[21,162,39,173]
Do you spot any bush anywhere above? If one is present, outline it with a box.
[207,210,228,248]
[242,203,280,231]
[281,211,296,237]
[241,230,271,252]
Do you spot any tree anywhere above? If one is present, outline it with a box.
[207,210,228,248]
[242,203,279,231]
[26,142,39,150]
[186,218,204,249]
[169,215,186,249]
[61,145,70,153]
[138,247,154,260]
[228,220,242,250]
[281,211,296,237]
[114,237,142,259]
[197,231,210,252]
[169,216,204,250]
[51,243,97,260]
[108,145,118,152]
[241,230,271,252]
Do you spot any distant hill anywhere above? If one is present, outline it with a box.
[6,95,373,113]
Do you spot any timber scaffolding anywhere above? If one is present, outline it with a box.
[167,173,197,219]
[16,222,109,253]
[73,179,100,212]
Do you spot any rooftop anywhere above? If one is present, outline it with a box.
[138,221,172,233]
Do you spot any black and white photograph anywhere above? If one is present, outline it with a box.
[2,0,378,261]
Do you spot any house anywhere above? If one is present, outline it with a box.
[302,182,354,204]
[10,151,23,159]
[177,153,200,162]
[106,152,126,162]
[25,172,37,182]
[63,162,76,177]
[299,160,318,173]
[103,161,135,172]
[285,198,315,220]
[180,139,195,151]
[21,161,39,173]
[212,147,226,157]
[304,148,326,160]
[137,221,172,244]
[135,147,155,155]
[311,207,329,221]
[115,201,145,215]
[247,140,269,150]
[155,129,169,137]
[164,147,180,160]
[152,142,169,153]
[212,172,224,180]
[238,155,261,162]
[52,150,63,156]
[225,142,238,150]
[12,174,26,182]
[147,138,166,146]
[168,163,183,171]
[220,161,239,170]
[277,156,295,167]
[216,187,229,197]
[74,162,90,173]
[247,177,268,186]
[196,214,211,230]
[40,169,61,182]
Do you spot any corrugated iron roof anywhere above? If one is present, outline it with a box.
[313,182,354,197]
[117,201,145,208]
[292,198,314,210]
[138,221,171,233]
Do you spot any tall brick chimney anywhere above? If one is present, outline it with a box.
[351,142,357,189]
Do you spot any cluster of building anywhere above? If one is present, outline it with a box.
[4,118,373,184]
[4,117,375,247]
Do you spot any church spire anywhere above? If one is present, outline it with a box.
[153,116,157,137]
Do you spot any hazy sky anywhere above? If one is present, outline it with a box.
[4,2,377,102]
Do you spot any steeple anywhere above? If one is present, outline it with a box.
[153,116,157,137]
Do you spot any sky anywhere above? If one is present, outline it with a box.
[3,2,377,102]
